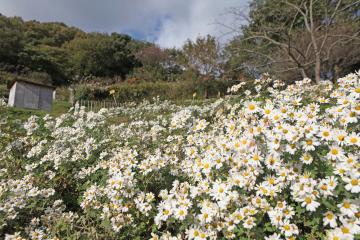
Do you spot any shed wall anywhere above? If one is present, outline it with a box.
[23,83,40,109]
[14,82,26,109]
[38,86,53,111]
[9,81,54,111]
[7,82,17,107]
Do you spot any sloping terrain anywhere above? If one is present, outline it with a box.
[0,73,359,239]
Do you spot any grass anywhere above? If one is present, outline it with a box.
[0,83,70,122]
[1,96,227,126]
[2,101,72,121]
[0,85,7,99]
[52,101,72,116]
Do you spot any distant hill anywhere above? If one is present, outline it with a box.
[0,13,147,86]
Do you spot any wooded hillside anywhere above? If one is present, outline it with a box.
[0,13,147,86]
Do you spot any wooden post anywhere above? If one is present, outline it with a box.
[69,87,75,106]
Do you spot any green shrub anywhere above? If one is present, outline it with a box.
[75,80,232,102]
[0,85,8,98]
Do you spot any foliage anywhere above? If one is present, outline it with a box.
[0,14,143,85]
[180,35,222,78]
[131,45,183,82]
[179,35,224,98]
[74,79,231,103]
[225,0,360,83]
[0,72,359,239]
[66,33,142,80]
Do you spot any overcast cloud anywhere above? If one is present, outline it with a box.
[0,0,249,48]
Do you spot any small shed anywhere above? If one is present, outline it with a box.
[8,79,55,112]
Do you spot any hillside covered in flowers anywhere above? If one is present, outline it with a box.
[0,72,359,240]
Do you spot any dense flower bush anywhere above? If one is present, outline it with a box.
[0,72,359,239]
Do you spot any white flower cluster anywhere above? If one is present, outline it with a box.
[0,72,359,239]
[227,82,246,94]
[0,98,7,107]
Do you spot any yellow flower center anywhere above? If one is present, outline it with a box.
[331,148,339,155]
[284,225,291,231]
[305,197,312,204]
[351,179,358,186]
[341,227,350,234]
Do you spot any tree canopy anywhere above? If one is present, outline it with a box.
[0,14,144,85]
[226,0,360,83]
[1,1,359,88]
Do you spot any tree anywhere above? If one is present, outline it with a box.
[66,33,141,80]
[180,35,222,78]
[135,44,168,67]
[225,0,360,83]
[17,44,70,85]
[132,45,182,82]
[179,35,223,97]
[0,14,145,85]
[0,15,24,68]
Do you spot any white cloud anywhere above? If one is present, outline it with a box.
[155,0,247,48]
[0,0,249,48]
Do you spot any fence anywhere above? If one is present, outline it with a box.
[78,99,119,111]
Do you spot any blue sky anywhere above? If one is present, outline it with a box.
[0,0,249,47]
